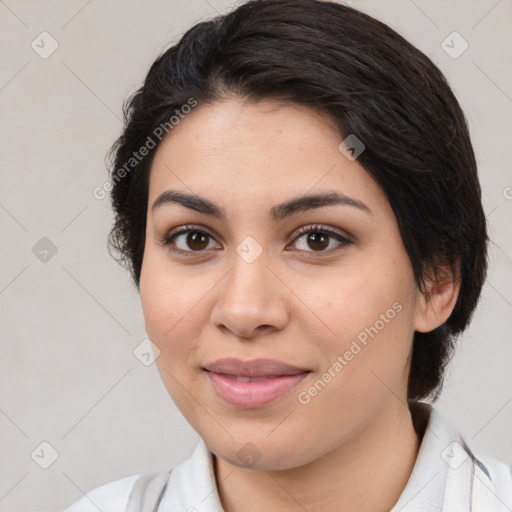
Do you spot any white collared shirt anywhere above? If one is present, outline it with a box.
[63,404,512,512]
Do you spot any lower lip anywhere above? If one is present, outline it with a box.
[205,370,310,408]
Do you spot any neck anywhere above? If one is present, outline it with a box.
[214,401,423,512]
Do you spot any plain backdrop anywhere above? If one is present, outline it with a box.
[0,1,511,511]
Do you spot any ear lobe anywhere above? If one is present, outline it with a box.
[414,261,461,333]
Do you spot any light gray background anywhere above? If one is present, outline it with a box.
[0,1,510,511]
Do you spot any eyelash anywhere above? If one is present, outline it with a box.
[159,224,353,258]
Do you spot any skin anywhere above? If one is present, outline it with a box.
[139,98,460,512]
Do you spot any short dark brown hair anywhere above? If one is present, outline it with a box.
[107,0,488,404]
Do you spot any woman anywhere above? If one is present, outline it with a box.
[63,0,512,510]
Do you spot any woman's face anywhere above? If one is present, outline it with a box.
[140,98,426,470]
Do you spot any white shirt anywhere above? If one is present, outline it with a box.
[63,403,512,511]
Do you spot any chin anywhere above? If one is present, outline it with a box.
[208,432,313,471]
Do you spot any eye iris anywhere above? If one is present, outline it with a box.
[187,231,209,250]
[307,232,329,251]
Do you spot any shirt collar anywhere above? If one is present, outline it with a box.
[390,402,455,511]
[161,403,457,512]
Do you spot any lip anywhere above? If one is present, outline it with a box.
[203,357,309,377]
[202,357,311,408]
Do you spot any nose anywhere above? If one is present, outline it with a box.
[210,250,289,339]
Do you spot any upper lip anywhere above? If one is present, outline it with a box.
[203,358,310,378]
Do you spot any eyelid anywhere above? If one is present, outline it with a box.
[287,224,353,255]
[159,224,220,249]
[164,224,216,241]
[289,224,352,243]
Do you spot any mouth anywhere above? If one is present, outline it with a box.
[202,357,311,408]
[202,357,310,377]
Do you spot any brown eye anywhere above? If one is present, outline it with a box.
[304,232,330,251]
[163,225,220,255]
[183,231,210,251]
[290,225,352,255]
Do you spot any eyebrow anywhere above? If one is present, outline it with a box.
[152,189,371,222]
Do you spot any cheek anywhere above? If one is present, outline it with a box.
[296,298,413,440]
[139,259,207,410]
[312,260,415,387]
[316,271,399,340]
[139,255,204,352]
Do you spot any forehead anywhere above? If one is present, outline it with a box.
[147,98,387,216]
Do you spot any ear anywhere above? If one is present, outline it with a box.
[414,260,461,333]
